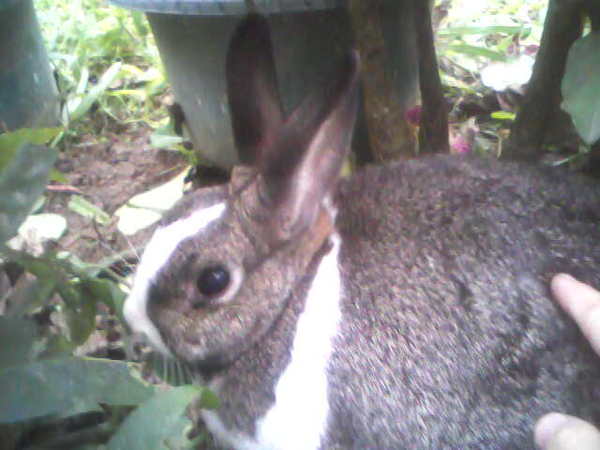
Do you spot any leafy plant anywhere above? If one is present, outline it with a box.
[35,0,168,147]
[0,358,155,424]
[562,31,600,147]
[107,385,213,450]
[0,130,60,243]
[440,0,545,65]
[0,130,210,447]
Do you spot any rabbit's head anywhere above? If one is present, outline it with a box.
[124,15,360,369]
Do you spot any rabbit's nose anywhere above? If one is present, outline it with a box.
[123,288,170,355]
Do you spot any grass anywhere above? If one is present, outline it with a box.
[35,0,168,145]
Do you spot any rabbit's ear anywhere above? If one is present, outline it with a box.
[226,14,284,165]
[263,51,360,242]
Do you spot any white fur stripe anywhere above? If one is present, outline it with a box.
[123,203,226,354]
[257,233,342,449]
[202,233,342,450]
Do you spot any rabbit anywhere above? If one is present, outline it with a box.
[123,14,600,450]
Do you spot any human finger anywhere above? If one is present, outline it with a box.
[535,412,600,450]
[551,273,600,356]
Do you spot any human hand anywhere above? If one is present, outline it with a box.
[535,274,600,450]
[551,273,600,355]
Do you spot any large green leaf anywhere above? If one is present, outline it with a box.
[0,144,57,243]
[562,31,600,145]
[107,385,203,450]
[0,317,37,371]
[0,358,154,424]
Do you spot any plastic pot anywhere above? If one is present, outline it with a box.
[0,0,59,131]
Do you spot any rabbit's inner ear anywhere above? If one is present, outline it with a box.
[261,52,360,243]
[226,14,283,165]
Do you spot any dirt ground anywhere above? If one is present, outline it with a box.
[45,124,187,265]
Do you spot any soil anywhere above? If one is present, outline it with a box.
[45,123,187,265]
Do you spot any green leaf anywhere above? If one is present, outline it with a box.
[447,44,507,62]
[150,119,184,150]
[85,278,127,321]
[0,317,37,370]
[0,144,57,243]
[76,66,90,95]
[41,334,77,359]
[107,385,202,450]
[7,252,63,285]
[130,10,149,37]
[68,196,111,225]
[150,132,184,149]
[55,250,104,277]
[439,25,528,38]
[0,358,155,424]
[59,283,97,346]
[0,128,61,172]
[67,62,123,123]
[562,31,600,145]
[198,388,220,410]
[49,168,68,183]
[491,111,516,121]
[30,196,47,215]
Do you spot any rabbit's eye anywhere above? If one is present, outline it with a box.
[197,265,230,297]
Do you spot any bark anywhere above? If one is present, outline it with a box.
[348,0,417,162]
[505,0,586,160]
[414,0,449,154]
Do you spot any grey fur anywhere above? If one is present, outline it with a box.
[130,14,600,450]
[324,155,600,449]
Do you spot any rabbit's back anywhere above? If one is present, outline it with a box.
[324,154,600,449]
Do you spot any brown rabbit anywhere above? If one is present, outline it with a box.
[124,14,600,449]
